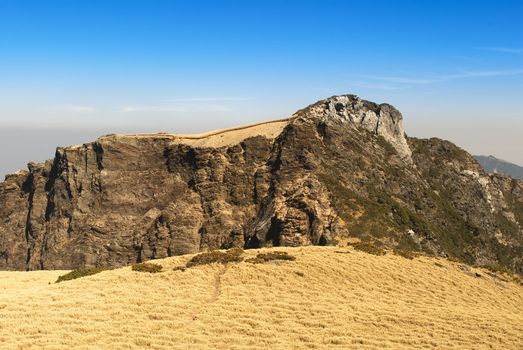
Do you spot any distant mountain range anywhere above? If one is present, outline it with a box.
[475,155,523,180]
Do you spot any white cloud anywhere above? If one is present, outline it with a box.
[203,104,231,112]
[66,105,96,113]
[120,104,233,113]
[121,105,189,113]
[166,97,253,102]
[351,81,404,90]
[481,47,523,55]
[442,69,523,79]
[355,69,523,89]
[119,96,252,113]
[357,75,436,85]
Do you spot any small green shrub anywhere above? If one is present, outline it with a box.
[55,267,105,283]
[247,251,296,264]
[350,242,386,256]
[132,262,163,273]
[494,212,520,238]
[186,248,244,268]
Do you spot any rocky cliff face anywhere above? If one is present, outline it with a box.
[1,95,522,272]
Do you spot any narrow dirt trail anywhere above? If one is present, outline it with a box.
[189,265,229,322]
[212,265,228,301]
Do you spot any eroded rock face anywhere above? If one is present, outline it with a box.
[303,95,412,161]
[0,95,522,272]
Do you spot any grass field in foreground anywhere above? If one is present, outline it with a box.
[0,246,522,350]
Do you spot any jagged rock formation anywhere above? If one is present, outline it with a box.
[1,95,522,272]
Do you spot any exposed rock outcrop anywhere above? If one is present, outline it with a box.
[1,95,522,272]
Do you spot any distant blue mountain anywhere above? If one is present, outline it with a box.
[474,155,523,180]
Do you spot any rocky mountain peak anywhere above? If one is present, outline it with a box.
[0,94,521,273]
[297,95,412,161]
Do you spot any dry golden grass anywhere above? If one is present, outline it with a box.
[169,118,290,147]
[101,117,292,148]
[0,246,522,350]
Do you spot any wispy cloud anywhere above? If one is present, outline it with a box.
[167,97,253,102]
[65,105,96,113]
[356,69,523,89]
[351,81,404,90]
[442,69,523,79]
[121,97,251,113]
[481,47,523,55]
[357,75,436,85]
[121,105,189,113]
[453,56,483,65]
[121,104,233,113]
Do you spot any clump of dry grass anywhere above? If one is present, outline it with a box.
[226,247,244,256]
[393,248,419,260]
[477,262,513,275]
[132,262,162,273]
[55,267,105,283]
[186,248,244,268]
[474,263,523,285]
[350,242,386,256]
[247,251,296,264]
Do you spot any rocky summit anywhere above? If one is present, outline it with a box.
[1,95,522,272]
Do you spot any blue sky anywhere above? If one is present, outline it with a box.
[0,0,522,176]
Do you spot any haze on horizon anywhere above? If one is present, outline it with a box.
[1,0,522,178]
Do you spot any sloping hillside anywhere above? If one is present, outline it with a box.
[0,246,521,349]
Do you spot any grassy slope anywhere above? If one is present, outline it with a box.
[0,247,522,350]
